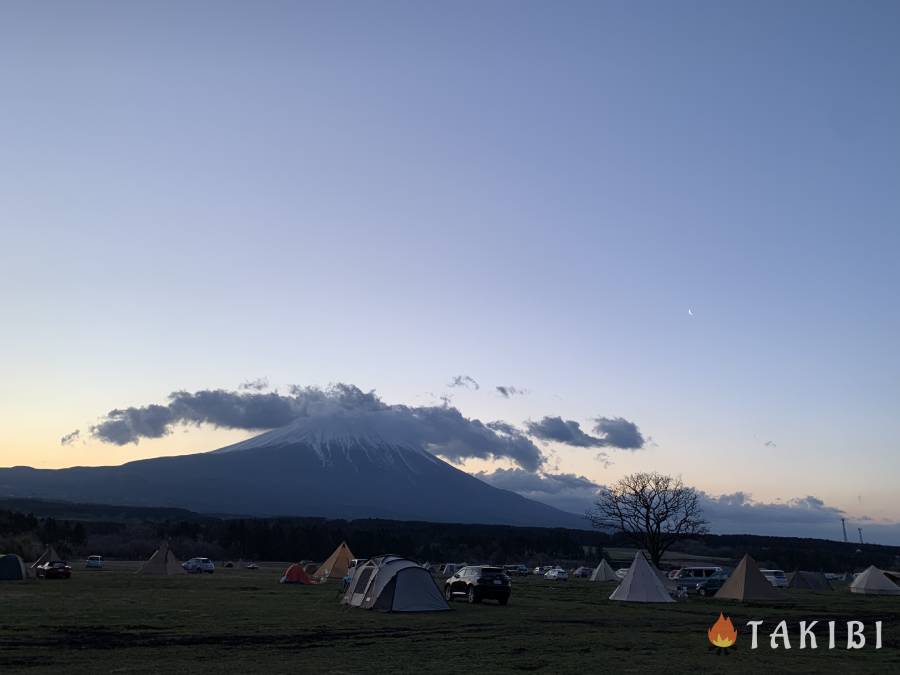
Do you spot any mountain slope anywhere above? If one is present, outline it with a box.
[0,415,587,529]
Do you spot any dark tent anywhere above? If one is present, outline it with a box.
[342,555,449,612]
[0,554,27,581]
[787,570,832,591]
[715,554,784,602]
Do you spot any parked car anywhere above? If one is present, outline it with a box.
[692,574,728,596]
[544,568,568,581]
[444,566,511,605]
[671,566,724,588]
[533,565,554,576]
[572,566,592,578]
[38,560,72,579]
[85,555,104,570]
[244,562,259,570]
[504,564,530,577]
[615,568,630,579]
[760,569,788,588]
[182,557,215,574]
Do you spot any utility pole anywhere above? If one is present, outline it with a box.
[842,518,848,543]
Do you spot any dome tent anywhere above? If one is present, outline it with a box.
[280,563,314,585]
[342,555,449,612]
[0,554,27,581]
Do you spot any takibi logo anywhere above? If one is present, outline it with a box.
[708,612,738,649]
[706,614,884,653]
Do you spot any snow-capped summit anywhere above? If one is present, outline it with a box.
[213,409,433,457]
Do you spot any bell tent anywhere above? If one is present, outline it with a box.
[313,542,355,581]
[715,554,783,602]
[590,559,618,582]
[342,555,449,612]
[787,570,832,591]
[0,554,27,581]
[850,566,900,596]
[280,563,314,585]
[137,541,185,575]
[609,552,675,603]
[32,545,62,569]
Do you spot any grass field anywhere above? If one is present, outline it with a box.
[1,562,898,674]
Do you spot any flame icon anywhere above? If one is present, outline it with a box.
[708,612,738,648]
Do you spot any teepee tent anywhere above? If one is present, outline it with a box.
[590,559,618,582]
[313,541,355,581]
[280,563,314,585]
[715,554,783,602]
[342,555,449,612]
[136,541,185,575]
[0,554,27,581]
[32,545,62,569]
[787,570,832,591]
[850,566,900,596]
[609,552,675,603]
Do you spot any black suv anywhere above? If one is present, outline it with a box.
[444,566,511,605]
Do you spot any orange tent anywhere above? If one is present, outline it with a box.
[280,563,314,585]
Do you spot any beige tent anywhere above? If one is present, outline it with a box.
[590,559,618,582]
[313,541,355,581]
[715,554,783,602]
[610,552,675,603]
[787,570,832,591]
[32,545,62,569]
[850,566,900,596]
[136,541,185,575]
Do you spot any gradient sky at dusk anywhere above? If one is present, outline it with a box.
[2,2,899,540]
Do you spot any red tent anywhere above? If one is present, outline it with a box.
[280,563,314,585]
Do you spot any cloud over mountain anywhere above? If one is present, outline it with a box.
[88,383,646,474]
[89,384,546,470]
[477,468,602,514]
[526,416,646,450]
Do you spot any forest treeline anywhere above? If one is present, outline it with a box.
[1,499,898,571]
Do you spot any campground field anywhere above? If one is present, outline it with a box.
[1,562,898,674]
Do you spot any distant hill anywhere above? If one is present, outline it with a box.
[0,414,587,529]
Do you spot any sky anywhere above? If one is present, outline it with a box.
[1,1,899,542]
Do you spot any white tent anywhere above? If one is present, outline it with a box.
[609,552,675,603]
[850,566,900,596]
[342,555,449,612]
[590,559,618,582]
[136,541,185,575]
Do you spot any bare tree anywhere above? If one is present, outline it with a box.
[588,472,708,568]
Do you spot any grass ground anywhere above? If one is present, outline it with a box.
[1,562,898,674]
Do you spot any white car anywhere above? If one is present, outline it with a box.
[544,568,568,581]
[85,555,104,570]
[182,557,215,574]
[760,569,788,588]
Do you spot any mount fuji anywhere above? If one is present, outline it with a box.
[0,413,588,529]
